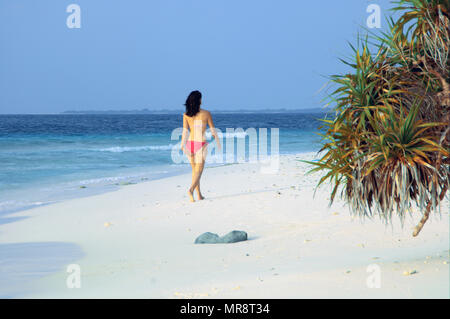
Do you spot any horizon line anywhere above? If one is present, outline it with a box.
[0,107,331,115]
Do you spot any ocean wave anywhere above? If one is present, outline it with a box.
[0,199,53,214]
[77,171,170,185]
[206,132,248,139]
[97,144,176,153]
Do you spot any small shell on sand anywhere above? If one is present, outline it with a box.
[104,222,112,227]
[403,270,418,276]
[332,212,339,215]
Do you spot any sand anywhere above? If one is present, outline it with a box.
[0,152,448,298]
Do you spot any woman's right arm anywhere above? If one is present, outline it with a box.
[207,111,221,150]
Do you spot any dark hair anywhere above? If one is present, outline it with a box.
[184,90,202,117]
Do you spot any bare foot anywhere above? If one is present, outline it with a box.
[197,194,205,200]
[188,189,195,202]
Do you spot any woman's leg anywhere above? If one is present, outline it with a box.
[189,160,205,196]
[189,152,204,200]
[196,180,204,200]
[193,161,205,200]
[186,154,196,202]
[189,145,207,201]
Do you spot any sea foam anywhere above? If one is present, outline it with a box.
[97,144,176,152]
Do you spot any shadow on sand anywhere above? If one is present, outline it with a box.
[0,241,84,298]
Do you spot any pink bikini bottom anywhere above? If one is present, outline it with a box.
[185,140,207,155]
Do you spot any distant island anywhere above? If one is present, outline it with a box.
[61,107,330,114]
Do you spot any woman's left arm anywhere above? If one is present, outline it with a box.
[180,114,189,152]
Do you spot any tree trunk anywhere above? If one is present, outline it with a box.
[412,201,432,237]
[413,184,448,236]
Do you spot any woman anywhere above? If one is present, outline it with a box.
[181,90,221,202]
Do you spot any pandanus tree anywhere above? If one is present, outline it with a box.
[308,0,449,236]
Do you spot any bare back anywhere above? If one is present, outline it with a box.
[183,109,213,142]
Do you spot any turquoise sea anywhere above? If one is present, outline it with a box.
[0,112,328,217]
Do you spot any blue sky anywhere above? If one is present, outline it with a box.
[0,0,393,113]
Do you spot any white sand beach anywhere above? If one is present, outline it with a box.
[0,152,448,298]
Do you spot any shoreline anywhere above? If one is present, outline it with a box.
[0,149,317,218]
[0,152,448,298]
[0,164,191,219]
